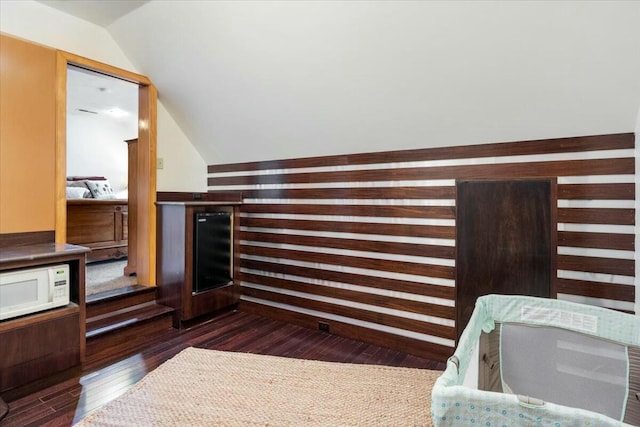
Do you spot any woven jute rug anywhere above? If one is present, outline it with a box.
[74,347,439,426]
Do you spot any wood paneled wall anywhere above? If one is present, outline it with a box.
[0,34,56,234]
[207,133,635,361]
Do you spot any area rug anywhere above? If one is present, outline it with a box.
[74,347,439,426]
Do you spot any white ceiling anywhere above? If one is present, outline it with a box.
[34,1,640,166]
[37,0,149,27]
[67,66,138,135]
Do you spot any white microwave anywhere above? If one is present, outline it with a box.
[0,264,70,321]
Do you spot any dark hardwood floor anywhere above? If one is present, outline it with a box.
[0,310,445,427]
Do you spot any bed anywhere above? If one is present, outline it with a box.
[431,294,640,426]
[66,177,128,263]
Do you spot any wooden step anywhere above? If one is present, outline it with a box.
[86,301,173,337]
[86,284,156,318]
[85,302,174,368]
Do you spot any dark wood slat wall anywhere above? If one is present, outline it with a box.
[207,133,636,362]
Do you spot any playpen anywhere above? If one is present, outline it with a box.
[432,294,640,426]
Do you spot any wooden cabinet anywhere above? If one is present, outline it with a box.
[0,244,88,393]
[67,200,128,262]
[156,202,241,327]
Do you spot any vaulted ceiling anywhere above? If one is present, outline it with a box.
[38,1,640,166]
[38,0,149,26]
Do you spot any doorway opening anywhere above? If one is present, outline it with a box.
[55,50,158,296]
[65,65,138,297]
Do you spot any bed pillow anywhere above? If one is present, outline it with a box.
[66,186,91,199]
[66,180,93,198]
[85,179,115,199]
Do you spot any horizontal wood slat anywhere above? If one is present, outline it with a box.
[241,231,455,259]
[239,186,455,200]
[558,183,635,200]
[239,300,454,361]
[211,158,634,187]
[558,231,634,251]
[241,244,455,279]
[558,254,634,277]
[241,204,456,219]
[240,217,455,239]
[557,278,635,302]
[242,287,456,340]
[241,258,455,300]
[557,208,635,225]
[209,133,634,173]
[239,271,455,320]
[210,133,636,355]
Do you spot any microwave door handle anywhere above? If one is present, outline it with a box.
[48,268,55,301]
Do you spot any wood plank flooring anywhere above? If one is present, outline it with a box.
[0,310,446,427]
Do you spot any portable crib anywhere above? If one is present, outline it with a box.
[431,295,640,426]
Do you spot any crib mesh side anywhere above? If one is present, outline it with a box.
[500,323,628,421]
[432,295,640,426]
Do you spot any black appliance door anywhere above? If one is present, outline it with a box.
[193,212,231,293]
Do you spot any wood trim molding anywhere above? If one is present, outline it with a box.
[157,191,243,203]
[58,51,152,85]
[137,84,157,286]
[55,52,67,244]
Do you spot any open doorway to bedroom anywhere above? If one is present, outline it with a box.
[65,65,138,298]
[56,50,158,302]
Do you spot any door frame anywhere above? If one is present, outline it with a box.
[54,50,158,286]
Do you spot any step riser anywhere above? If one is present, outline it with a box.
[87,290,156,319]
[86,315,173,365]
